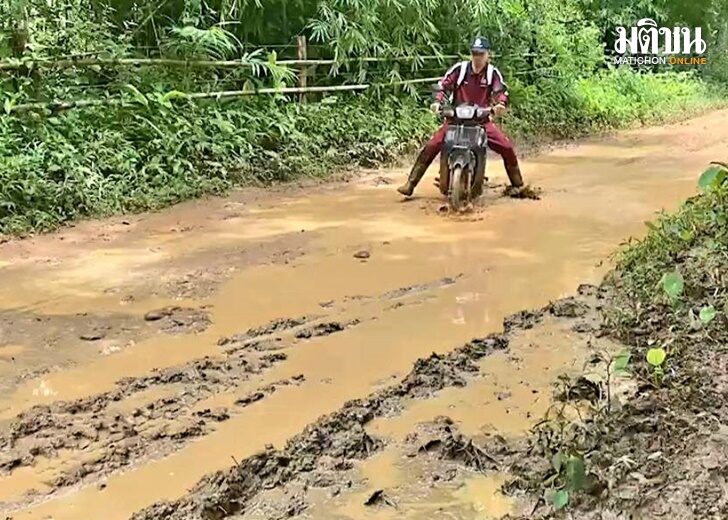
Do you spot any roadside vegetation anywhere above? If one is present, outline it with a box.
[506,162,728,517]
[1,0,728,234]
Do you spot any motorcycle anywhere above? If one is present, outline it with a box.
[438,103,492,211]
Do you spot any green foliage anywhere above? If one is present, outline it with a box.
[505,68,725,143]
[0,95,436,233]
[552,489,569,509]
[612,350,632,373]
[610,170,728,398]
[698,164,728,191]
[566,455,587,491]
[699,305,717,323]
[646,347,667,367]
[646,347,667,385]
[547,451,588,510]
[615,165,728,307]
[661,271,685,299]
[164,26,241,59]
[1,0,728,234]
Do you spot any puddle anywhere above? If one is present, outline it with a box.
[368,318,596,442]
[0,345,25,360]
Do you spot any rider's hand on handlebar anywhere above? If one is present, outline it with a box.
[430,102,441,114]
[493,103,506,116]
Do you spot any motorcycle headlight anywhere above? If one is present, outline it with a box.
[455,105,476,119]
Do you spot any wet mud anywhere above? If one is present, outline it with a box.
[1,110,727,519]
[0,305,210,397]
[0,347,288,508]
[503,273,728,517]
[131,290,605,520]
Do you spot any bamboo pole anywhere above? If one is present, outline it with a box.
[297,35,308,103]
[386,76,441,86]
[185,84,371,99]
[7,77,452,113]
[0,55,460,71]
[11,98,124,112]
[9,84,373,113]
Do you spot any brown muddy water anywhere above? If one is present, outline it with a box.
[0,110,727,519]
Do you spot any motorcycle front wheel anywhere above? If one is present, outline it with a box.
[448,166,469,212]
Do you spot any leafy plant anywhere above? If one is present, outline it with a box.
[0,94,436,233]
[547,451,588,510]
[552,489,569,510]
[661,271,685,300]
[2,0,727,235]
[164,26,241,59]
[699,305,717,324]
[646,347,667,385]
[601,349,632,415]
[698,163,728,192]
[612,350,631,374]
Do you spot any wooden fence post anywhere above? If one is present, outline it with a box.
[297,35,307,103]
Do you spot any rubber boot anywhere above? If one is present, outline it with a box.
[397,159,429,197]
[505,164,524,188]
[438,152,449,195]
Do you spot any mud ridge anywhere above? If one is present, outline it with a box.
[217,318,361,352]
[131,334,513,519]
[294,320,360,340]
[380,275,462,301]
[0,350,289,503]
[132,290,602,520]
[235,375,306,408]
[317,275,464,311]
[240,316,315,340]
[404,415,502,472]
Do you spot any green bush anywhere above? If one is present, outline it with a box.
[2,67,725,235]
[614,166,728,305]
[0,95,437,234]
[2,0,727,235]
[504,68,726,140]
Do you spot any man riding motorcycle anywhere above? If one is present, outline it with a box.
[397,36,525,197]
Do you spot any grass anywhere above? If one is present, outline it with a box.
[611,165,728,314]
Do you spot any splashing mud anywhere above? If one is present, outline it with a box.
[1,110,727,519]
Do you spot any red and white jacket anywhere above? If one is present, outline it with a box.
[435,61,509,107]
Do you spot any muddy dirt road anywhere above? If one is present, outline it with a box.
[1,110,727,520]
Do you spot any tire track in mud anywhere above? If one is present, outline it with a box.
[0,352,288,504]
[0,314,358,510]
[131,287,605,520]
[0,276,460,512]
